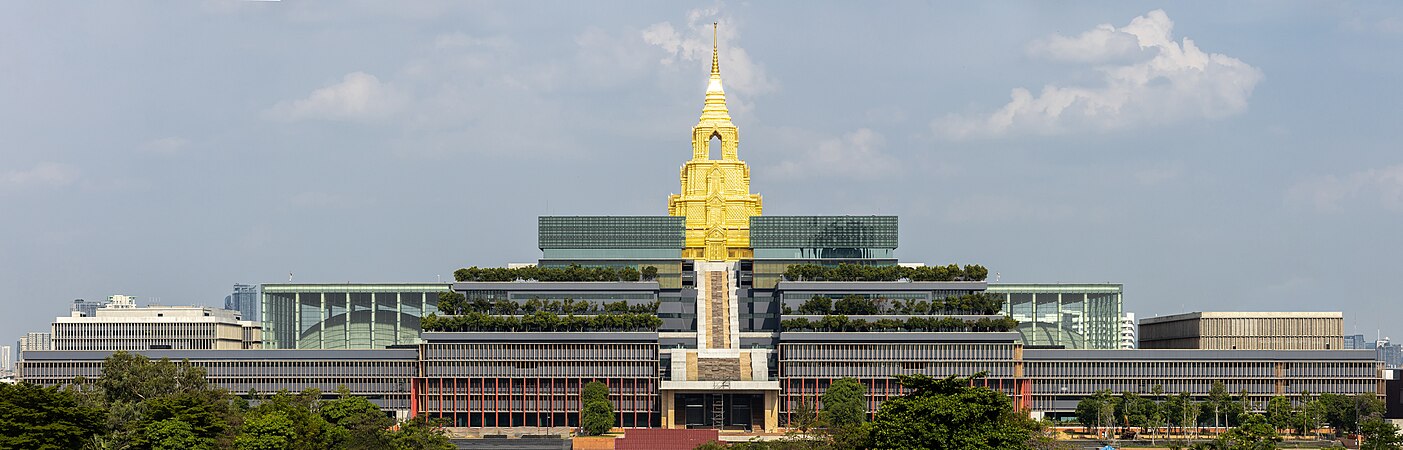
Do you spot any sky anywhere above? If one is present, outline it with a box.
[3,2,1403,342]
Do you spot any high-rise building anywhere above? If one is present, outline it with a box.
[16,331,50,353]
[224,284,259,323]
[0,345,11,372]
[1346,333,1369,350]
[51,294,261,351]
[1376,338,1403,368]
[1120,312,1138,349]
[69,298,108,318]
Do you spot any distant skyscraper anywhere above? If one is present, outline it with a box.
[1375,338,1403,368]
[0,345,11,372]
[224,284,258,322]
[1345,334,1368,350]
[69,298,108,317]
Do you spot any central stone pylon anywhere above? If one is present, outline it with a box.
[667,23,762,262]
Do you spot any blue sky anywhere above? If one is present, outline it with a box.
[3,2,1402,341]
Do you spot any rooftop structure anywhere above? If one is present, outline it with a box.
[260,283,449,349]
[51,295,261,351]
[667,24,762,262]
[1139,311,1344,350]
[986,283,1122,349]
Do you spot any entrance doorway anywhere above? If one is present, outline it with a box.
[678,393,763,431]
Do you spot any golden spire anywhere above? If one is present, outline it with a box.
[711,22,719,76]
[700,22,730,122]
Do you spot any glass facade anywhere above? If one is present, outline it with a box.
[750,216,897,259]
[538,216,683,259]
[988,283,1122,349]
[261,283,450,349]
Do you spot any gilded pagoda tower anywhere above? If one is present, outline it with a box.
[668,25,763,261]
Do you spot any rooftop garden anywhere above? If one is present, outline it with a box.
[435,292,659,316]
[781,315,1018,332]
[782,263,988,282]
[422,311,662,332]
[454,265,659,282]
[786,293,1004,316]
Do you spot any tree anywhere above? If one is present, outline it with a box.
[869,373,1037,449]
[98,352,210,404]
[1207,381,1230,431]
[820,378,868,448]
[1319,392,1386,435]
[235,411,298,450]
[0,383,105,450]
[435,292,465,315]
[833,295,879,315]
[322,387,394,450]
[144,419,210,450]
[580,381,614,436]
[1076,391,1113,438]
[821,378,867,430]
[237,390,345,450]
[388,416,455,450]
[618,266,641,282]
[640,266,659,281]
[1360,416,1403,450]
[1264,396,1293,431]
[1216,413,1280,450]
[797,296,832,315]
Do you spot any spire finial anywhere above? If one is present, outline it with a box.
[711,22,719,76]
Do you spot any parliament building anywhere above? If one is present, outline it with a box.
[19,31,1383,433]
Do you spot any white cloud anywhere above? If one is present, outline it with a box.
[936,9,1263,139]
[642,9,776,99]
[265,72,408,122]
[1287,164,1403,212]
[2,162,79,188]
[141,136,190,155]
[770,128,899,180]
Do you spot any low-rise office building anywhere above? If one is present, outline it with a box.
[51,295,261,351]
[1139,311,1344,350]
[19,349,417,413]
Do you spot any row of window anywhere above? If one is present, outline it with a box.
[424,361,657,378]
[423,343,658,361]
[779,343,1016,361]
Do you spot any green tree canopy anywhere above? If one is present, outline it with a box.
[1216,413,1281,450]
[0,383,105,450]
[580,381,614,436]
[821,378,867,429]
[869,373,1036,449]
[1361,416,1403,450]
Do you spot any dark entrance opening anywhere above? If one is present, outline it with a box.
[677,393,763,431]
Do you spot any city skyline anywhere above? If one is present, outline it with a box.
[4,2,1403,341]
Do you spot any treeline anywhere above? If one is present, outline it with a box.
[454,265,659,282]
[1074,382,1396,446]
[782,263,988,282]
[0,352,453,450]
[694,373,1053,450]
[780,315,1018,333]
[789,293,1003,316]
[422,311,662,332]
[436,292,659,316]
